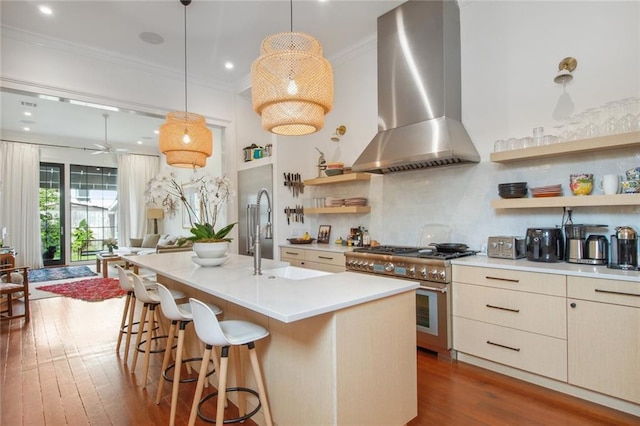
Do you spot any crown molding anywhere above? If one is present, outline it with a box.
[1,25,233,93]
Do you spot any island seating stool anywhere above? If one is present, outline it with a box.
[129,269,186,388]
[154,283,223,426]
[115,265,159,365]
[188,297,273,426]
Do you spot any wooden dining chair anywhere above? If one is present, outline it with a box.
[0,265,30,322]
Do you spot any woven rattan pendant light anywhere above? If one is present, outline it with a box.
[251,0,334,136]
[159,0,212,168]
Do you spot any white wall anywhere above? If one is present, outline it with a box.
[274,0,640,249]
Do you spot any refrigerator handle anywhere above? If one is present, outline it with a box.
[246,204,259,255]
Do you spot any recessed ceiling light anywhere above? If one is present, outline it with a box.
[224,62,234,70]
[154,130,159,134]
[39,5,53,15]
[140,32,164,45]
[24,111,32,116]
[137,141,143,145]
[23,127,31,131]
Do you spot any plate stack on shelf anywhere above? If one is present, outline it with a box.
[530,184,563,197]
[344,197,367,206]
[498,182,528,199]
[324,197,345,207]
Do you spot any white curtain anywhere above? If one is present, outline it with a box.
[0,142,43,269]
[117,154,160,245]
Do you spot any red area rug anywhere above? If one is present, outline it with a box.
[36,278,126,302]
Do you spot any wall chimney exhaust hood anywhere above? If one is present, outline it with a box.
[352,0,479,174]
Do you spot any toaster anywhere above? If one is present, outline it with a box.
[487,236,526,259]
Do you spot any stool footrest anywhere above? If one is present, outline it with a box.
[162,357,215,383]
[120,320,159,335]
[197,387,261,424]
[136,335,177,354]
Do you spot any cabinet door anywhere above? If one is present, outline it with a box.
[568,299,640,404]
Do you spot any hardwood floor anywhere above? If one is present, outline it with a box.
[2,296,639,425]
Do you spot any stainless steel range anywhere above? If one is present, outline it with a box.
[345,245,476,359]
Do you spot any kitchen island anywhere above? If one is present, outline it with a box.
[124,251,418,426]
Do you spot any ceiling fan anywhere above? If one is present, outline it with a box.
[93,113,130,155]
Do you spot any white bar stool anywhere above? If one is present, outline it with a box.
[188,298,273,426]
[115,265,157,365]
[154,283,223,426]
[130,271,186,388]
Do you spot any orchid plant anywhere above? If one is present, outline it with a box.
[145,170,236,243]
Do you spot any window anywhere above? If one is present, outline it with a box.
[69,165,118,261]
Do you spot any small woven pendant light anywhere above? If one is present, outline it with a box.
[251,1,334,136]
[159,0,212,168]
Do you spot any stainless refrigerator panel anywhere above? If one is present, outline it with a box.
[238,164,273,259]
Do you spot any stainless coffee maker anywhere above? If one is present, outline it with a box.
[608,226,639,270]
[564,224,608,265]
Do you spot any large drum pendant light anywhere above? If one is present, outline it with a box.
[159,0,212,168]
[251,1,334,136]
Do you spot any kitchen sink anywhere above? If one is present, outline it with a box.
[262,266,332,280]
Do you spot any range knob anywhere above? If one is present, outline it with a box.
[505,242,513,250]
[439,270,447,281]
[429,269,439,279]
[367,263,374,271]
[407,266,416,277]
[384,262,394,272]
[490,241,498,249]
[420,268,428,279]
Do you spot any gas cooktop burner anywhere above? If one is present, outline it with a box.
[353,245,419,255]
[353,245,478,260]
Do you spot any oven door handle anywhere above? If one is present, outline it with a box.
[419,285,447,293]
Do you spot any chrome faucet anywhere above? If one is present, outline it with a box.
[254,188,273,275]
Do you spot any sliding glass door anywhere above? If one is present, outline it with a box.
[39,163,65,266]
[69,165,118,262]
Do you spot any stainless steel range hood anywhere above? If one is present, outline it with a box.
[352,0,479,174]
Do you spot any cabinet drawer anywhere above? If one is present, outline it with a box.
[281,247,306,260]
[453,283,566,339]
[568,276,640,308]
[454,265,566,296]
[303,261,345,273]
[453,316,567,381]
[305,250,345,267]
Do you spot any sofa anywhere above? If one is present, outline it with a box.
[123,234,193,255]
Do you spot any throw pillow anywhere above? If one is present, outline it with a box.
[157,234,177,246]
[129,238,143,248]
[141,234,161,248]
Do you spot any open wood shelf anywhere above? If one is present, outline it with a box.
[490,131,640,163]
[304,206,371,214]
[303,173,372,186]
[491,194,640,209]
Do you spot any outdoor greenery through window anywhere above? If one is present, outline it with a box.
[40,163,63,264]
[70,165,118,261]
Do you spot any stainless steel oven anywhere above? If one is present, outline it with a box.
[346,245,474,360]
[415,282,449,355]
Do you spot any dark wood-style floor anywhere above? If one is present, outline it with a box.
[2,296,639,425]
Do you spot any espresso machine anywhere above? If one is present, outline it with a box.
[564,224,609,265]
[608,226,639,270]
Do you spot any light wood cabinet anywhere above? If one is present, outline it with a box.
[280,246,346,273]
[453,265,567,381]
[567,276,640,404]
[490,131,640,209]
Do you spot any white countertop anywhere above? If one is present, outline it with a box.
[452,255,640,283]
[124,251,418,323]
